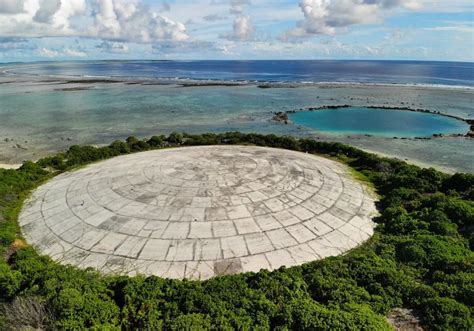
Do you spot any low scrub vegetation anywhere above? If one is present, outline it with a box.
[0,132,472,330]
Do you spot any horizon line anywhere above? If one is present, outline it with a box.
[2,58,474,64]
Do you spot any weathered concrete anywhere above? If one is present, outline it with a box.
[19,146,378,280]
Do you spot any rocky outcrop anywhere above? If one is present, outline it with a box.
[387,308,424,331]
[272,112,289,124]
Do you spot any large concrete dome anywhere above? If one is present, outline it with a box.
[19,146,377,280]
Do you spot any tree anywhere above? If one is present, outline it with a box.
[167,132,184,144]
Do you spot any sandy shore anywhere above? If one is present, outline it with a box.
[0,163,22,170]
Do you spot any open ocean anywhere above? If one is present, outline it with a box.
[4,60,474,87]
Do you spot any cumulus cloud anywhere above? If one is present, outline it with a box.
[281,0,422,41]
[91,0,121,36]
[38,47,59,57]
[33,0,61,23]
[219,0,258,42]
[96,40,129,53]
[89,0,189,42]
[0,0,26,14]
[51,0,87,33]
[221,15,254,41]
[0,0,188,43]
[0,0,86,37]
[63,48,87,57]
[0,0,470,61]
[229,0,251,15]
[39,47,86,58]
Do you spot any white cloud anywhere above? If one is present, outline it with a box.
[0,0,188,43]
[230,0,250,15]
[92,0,121,36]
[96,40,129,53]
[221,15,254,41]
[38,47,59,57]
[63,48,86,57]
[33,0,61,23]
[51,0,87,33]
[0,0,86,37]
[39,47,86,58]
[89,0,189,42]
[0,0,27,14]
[281,0,423,41]
[0,0,472,61]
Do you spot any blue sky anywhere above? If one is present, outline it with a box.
[0,0,473,62]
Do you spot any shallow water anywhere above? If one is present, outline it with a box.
[0,62,473,173]
[290,107,469,138]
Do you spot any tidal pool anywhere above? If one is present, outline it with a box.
[289,107,469,138]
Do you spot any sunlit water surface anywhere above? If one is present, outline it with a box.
[0,61,473,173]
[290,107,469,138]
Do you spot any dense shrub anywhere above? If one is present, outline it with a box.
[0,132,472,329]
[422,297,473,330]
[443,173,474,199]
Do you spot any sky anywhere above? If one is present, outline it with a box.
[0,0,473,62]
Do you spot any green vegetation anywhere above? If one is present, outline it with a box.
[1,132,473,330]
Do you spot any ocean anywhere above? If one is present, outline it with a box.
[0,60,473,173]
[4,60,474,87]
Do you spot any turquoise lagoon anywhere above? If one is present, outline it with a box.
[289,107,469,138]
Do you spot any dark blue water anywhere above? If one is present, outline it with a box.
[290,107,469,137]
[8,60,474,87]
